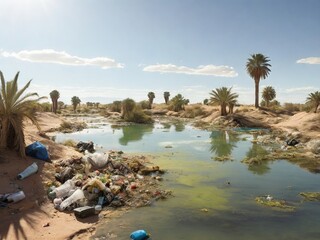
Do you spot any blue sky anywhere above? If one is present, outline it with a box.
[0,0,319,104]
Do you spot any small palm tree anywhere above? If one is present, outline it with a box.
[0,71,45,157]
[306,91,320,113]
[147,92,155,109]
[50,90,60,114]
[169,94,189,112]
[209,87,238,116]
[246,53,271,108]
[262,86,276,107]
[164,91,170,105]
[71,96,81,112]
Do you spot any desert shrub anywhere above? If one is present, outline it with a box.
[110,101,122,113]
[62,139,77,147]
[59,121,87,133]
[183,106,205,118]
[283,103,302,112]
[39,102,52,112]
[139,100,150,110]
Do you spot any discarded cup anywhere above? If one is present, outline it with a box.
[60,189,85,210]
[17,162,38,180]
[52,179,75,199]
[7,191,26,203]
[94,205,102,214]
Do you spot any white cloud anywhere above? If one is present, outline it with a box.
[143,63,238,77]
[296,57,320,64]
[1,49,124,69]
[284,86,318,93]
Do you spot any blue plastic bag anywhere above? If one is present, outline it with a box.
[25,141,49,161]
[130,230,149,240]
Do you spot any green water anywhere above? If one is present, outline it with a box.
[56,120,320,240]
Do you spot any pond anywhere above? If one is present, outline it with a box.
[56,119,320,240]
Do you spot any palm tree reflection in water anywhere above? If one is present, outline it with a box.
[209,130,240,157]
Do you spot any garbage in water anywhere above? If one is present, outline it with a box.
[130,230,150,240]
[25,141,50,161]
[17,162,38,180]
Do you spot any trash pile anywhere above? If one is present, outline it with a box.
[47,150,170,218]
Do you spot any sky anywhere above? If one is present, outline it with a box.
[0,0,319,105]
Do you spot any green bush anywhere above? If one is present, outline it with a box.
[122,99,154,123]
[124,108,153,123]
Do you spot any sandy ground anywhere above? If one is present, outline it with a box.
[0,113,94,240]
[0,109,319,240]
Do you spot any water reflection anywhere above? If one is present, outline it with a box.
[173,121,185,132]
[111,124,154,146]
[246,138,270,175]
[209,131,240,157]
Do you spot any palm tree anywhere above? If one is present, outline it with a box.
[50,90,60,114]
[147,92,155,109]
[71,96,81,112]
[246,54,271,108]
[209,87,238,116]
[164,91,170,104]
[0,71,45,157]
[169,94,189,112]
[306,91,320,113]
[262,86,276,107]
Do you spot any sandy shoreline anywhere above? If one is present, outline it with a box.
[1,109,319,240]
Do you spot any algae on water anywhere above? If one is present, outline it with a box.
[300,192,320,201]
[255,197,296,211]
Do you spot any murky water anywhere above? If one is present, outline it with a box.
[56,119,320,240]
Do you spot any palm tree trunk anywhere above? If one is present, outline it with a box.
[254,78,260,108]
[221,104,227,116]
[315,103,319,113]
[0,118,8,148]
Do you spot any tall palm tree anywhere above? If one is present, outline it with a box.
[0,71,45,157]
[50,90,60,114]
[71,96,81,112]
[147,92,155,109]
[246,54,271,108]
[164,91,170,105]
[262,86,276,107]
[306,91,320,113]
[209,87,238,116]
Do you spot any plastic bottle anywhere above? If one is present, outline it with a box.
[7,191,26,203]
[130,230,149,240]
[51,179,75,199]
[59,189,85,210]
[17,162,38,180]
